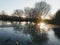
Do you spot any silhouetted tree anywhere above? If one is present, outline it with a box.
[55,10,60,20]
[24,7,32,18]
[48,10,60,25]
[24,1,50,20]
[30,8,38,18]
[13,9,24,17]
[35,1,50,18]
[54,10,60,25]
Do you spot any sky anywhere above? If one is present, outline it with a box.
[0,0,60,14]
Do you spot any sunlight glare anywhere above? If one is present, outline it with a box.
[39,22,49,31]
[40,22,46,29]
[21,15,26,18]
[41,14,53,20]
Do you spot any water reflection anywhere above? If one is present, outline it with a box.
[53,28,60,39]
[0,21,60,45]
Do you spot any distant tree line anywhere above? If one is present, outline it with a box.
[0,1,60,25]
[48,10,60,25]
[0,1,50,23]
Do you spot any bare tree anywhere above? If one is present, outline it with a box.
[13,9,24,17]
[24,7,31,18]
[1,11,7,15]
[24,7,37,18]
[24,1,50,19]
[35,1,50,18]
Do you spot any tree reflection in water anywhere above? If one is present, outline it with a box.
[0,21,60,45]
[53,28,60,39]
[13,22,48,45]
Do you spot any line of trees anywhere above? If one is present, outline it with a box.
[0,1,60,26]
[0,1,50,20]
[48,10,60,25]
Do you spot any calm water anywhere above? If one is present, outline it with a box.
[0,21,60,45]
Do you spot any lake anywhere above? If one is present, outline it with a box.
[0,21,60,45]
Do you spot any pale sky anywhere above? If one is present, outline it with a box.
[0,0,60,14]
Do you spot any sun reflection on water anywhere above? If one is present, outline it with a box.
[37,22,50,33]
